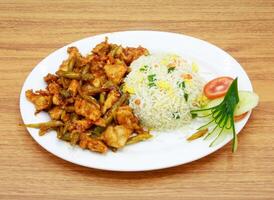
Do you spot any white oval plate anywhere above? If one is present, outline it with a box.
[20,31,253,171]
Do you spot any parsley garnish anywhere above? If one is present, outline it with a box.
[172,111,180,119]
[178,81,185,89]
[147,74,156,88]
[184,93,189,102]
[139,65,149,72]
[168,67,175,73]
[177,81,188,102]
[148,82,156,87]
[148,74,156,81]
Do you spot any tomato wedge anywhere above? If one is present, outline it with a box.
[234,112,248,122]
[204,76,233,99]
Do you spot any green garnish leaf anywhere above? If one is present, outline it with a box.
[190,78,239,152]
[140,65,149,72]
[148,74,156,81]
[172,111,180,119]
[147,74,156,88]
[148,82,156,87]
[191,113,198,119]
[184,93,189,102]
[177,81,185,89]
[168,67,175,73]
[177,81,188,101]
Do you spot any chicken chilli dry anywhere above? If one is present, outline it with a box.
[25,38,152,153]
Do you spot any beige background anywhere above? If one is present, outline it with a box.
[0,0,274,199]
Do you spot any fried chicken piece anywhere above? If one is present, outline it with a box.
[47,82,61,95]
[60,111,70,122]
[102,89,120,114]
[122,46,149,65]
[92,77,103,88]
[91,68,108,87]
[104,62,127,84]
[44,73,58,84]
[94,118,106,127]
[67,79,79,96]
[52,93,64,106]
[74,98,101,121]
[92,38,111,56]
[72,119,93,132]
[90,56,105,70]
[116,105,140,130]
[58,47,85,72]
[67,46,88,67]
[79,133,108,153]
[25,90,52,112]
[108,44,123,58]
[102,125,132,148]
[48,106,63,120]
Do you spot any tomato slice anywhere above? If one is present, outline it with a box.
[204,76,233,99]
[234,112,248,122]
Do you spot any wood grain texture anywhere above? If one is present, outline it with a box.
[0,0,274,199]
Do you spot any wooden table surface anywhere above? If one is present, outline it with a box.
[1,0,274,199]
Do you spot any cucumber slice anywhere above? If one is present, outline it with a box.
[201,97,223,116]
[206,97,223,108]
[234,91,259,116]
[205,91,259,116]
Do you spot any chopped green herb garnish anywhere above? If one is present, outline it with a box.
[178,81,185,89]
[139,65,149,72]
[148,82,156,87]
[177,81,187,101]
[148,74,156,81]
[147,74,156,87]
[172,112,180,119]
[184,93,189,102]
[190,78,240,152]
[168,67,175,73]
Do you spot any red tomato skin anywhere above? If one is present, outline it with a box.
[204,76,233,99]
